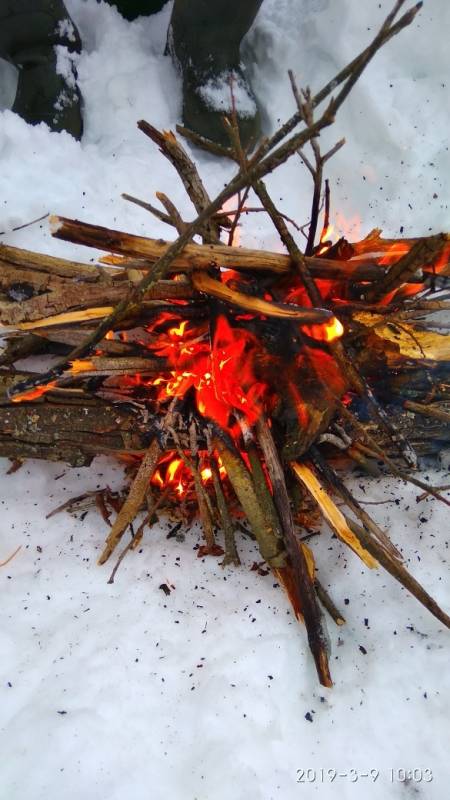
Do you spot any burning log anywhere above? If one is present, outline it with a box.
[49,214,442,284]
[1,1,449,686]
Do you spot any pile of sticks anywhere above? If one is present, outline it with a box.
[1,0,449,686]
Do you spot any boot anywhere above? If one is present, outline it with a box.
[168,0,263,149]
[0,0,83,138]
[113,0,168,20]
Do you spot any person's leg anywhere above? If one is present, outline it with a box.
[0,0,264,146]
[0,0,83,138]
[169,0,263,148]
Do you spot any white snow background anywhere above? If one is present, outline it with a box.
[1,1,449,798]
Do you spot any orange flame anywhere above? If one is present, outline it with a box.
[316,224,335,255]
[151,452,225,499]
[303,316,344,343]
[378,241,450,305]
[334,211,361,242]
[12,381,57,403]
[379,242,410,266]
[146,313,268,429]
[321,224,334,243]
[69,359,96,374]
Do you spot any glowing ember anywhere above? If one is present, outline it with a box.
[168,320,189,337]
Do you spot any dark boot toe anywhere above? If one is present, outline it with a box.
[13,61,83,139]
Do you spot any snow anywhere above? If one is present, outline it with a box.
[1,1,449,798]
[55,45,78,90]
[56,18,78,45]
[198,70,258,118]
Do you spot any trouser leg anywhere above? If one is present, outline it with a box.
[171,0,263,71]
[0,0,83,138]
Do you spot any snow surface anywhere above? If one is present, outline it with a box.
[198,70,257,118]
[1,1,450,798]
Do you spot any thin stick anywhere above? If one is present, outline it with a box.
[122,193,172,226]
[211,456,240,566]
[257,417,333,687]
[315,579,346,626]
[345,517,450,628]
[107,487,168,584]
[98,438,162,564]
[155,192,187,235]
[403,399,450,424]
[320,178,331,243]
[0,213,49,236]
[227,186,250,247]
[0,545,22,567]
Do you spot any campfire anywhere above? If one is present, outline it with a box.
[1,1,449,687]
